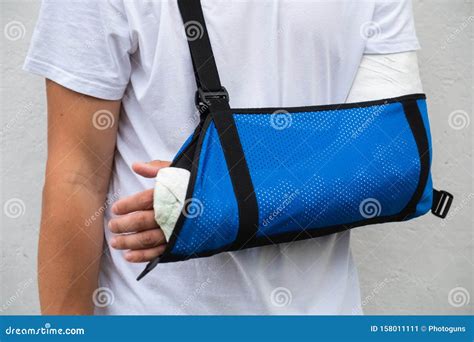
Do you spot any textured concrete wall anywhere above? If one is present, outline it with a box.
[1,0,472,315]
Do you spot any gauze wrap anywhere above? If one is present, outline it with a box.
[153,167,190,242]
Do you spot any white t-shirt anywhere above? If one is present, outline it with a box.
[24,0,420,315]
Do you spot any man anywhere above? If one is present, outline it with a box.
[24,0,420,314]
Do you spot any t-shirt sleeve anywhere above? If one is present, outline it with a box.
[363,0,420,54]
[23,0,135,100]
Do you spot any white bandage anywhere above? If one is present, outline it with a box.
[153,167,191,242]
[347,52,423,102]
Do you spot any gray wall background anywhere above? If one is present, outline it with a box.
[1,0,472,315]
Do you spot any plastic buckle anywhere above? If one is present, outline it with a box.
[432,190,454,219]
[194,87,229,114]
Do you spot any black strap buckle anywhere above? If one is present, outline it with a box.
[195,87,229,114]
[432,190,453,219]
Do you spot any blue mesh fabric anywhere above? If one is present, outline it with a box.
[171,122,239,256]
[233,101,427,237]
[170,100,432,255]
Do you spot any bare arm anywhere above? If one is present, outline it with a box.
[39,80,120,315]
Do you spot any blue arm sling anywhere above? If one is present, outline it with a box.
[138,0,453,280]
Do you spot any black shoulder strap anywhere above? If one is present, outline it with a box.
[177,0,230,113]
[178,0,259,246]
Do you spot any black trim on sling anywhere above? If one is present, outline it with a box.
[401,99,431,216]
[400,100,454,220]
[231,94,427,114]
[170,124,203,172]
[211,111,259,250]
